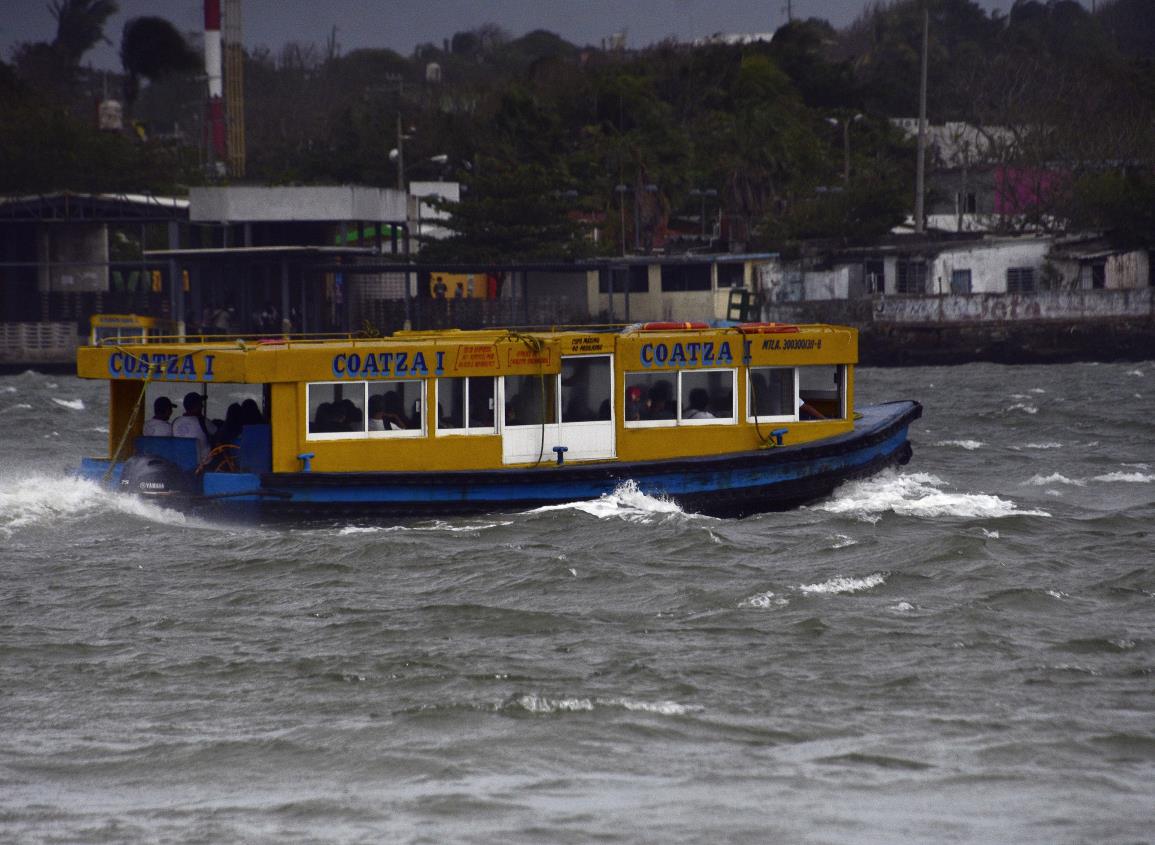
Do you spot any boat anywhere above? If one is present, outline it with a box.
[74,322,921,520]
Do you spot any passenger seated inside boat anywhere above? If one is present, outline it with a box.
[625,385,644,421]
[381,390,409,429]
[311,402,337,432]
[645,380,676,420]
[240,398,264,425]
[214,402,244,446]
[684,388,714,419]
[367,394,386,430]
[339,398,362,430]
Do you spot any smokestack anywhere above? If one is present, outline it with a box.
[204,0,227,168]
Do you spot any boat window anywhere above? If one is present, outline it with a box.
[680,369,735,424]
[747,367,796,422]
[798,365,844,420]
[436,377,496,435]
[367,379,425,436]
[624,373,677,426]
[307,382,367,436]
[624,370,735,427]
[503,375,557,426]
[561,356,612,422]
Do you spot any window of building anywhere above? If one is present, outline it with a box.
[957,191,977,214]
[660,263,712,292]
[865,259,885,294]
[598,265,649,293]
[717,263,746,288]
[1091,262,1106,289]
[436,377,496,434]
[747,367,795,421]
[896,261,927,294]
[1006,267,1036,293]
[950,269,972,294]
[798,365,845,420]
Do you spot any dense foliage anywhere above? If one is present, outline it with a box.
[3,0,1154,253]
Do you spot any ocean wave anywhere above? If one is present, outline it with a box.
[738,590,787,609]
[1024,473,1086,487]
[935,439,985,450]
[50,398,86,411]
[0,474,188,535]
[1091,472,1154,483]
[1,403,33,413]
[1020,442,1063,450]
[529,480,689,523]
[505,692,699,716]
[335,520,513,535]
[813,471,1050,520]
[1006,403,1038,414]
[798,573,886,595]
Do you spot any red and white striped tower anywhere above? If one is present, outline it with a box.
[204,0,227,169]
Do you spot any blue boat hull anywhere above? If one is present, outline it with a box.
[177,400,922,521]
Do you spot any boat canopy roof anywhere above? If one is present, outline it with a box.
[77,324,858,385]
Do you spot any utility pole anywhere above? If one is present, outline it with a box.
[914,2,928,234]
[395,113,405,191]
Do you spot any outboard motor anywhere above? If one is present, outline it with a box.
[119,454,198,495]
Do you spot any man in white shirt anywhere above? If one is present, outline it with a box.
[171,392,216,462]
[142,396,175,436]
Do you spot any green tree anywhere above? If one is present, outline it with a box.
[120,16,201,103]
[418,158,594,263]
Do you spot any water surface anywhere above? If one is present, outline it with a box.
[1,362,1153,843]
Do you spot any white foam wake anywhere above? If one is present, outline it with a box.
[935,439,985,450]
[799,573,887,594]
[529,480,689,523]
[1024,473,1086,487]
[50,397,86,411]
[507,692,700,716]
[739,573,885,609]
[334,520,512,535]
[0,474,188,535]
[1092,472,1154,483]
[813,471,1050,520]
[738,590,787,608]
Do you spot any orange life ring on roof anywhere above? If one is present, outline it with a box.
[640,321,710,331]
[736,322,800,334]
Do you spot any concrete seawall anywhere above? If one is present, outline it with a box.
[766,289,1154,366]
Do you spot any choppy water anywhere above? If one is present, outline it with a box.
[1,362,1153,844]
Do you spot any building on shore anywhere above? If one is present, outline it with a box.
[2,185,1152,369]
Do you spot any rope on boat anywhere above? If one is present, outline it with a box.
[102,345,158,482]
[101,345,216,483]
[747,372,779,449]
[494,330,550,465]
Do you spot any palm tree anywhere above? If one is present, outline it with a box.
[51,0,119,67]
